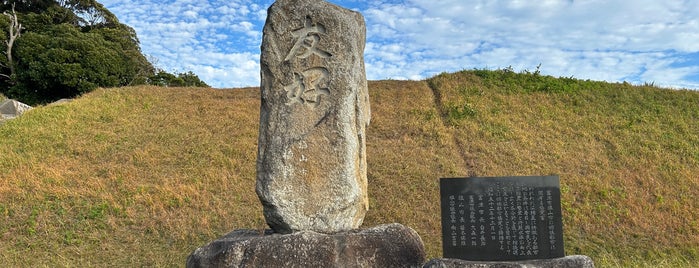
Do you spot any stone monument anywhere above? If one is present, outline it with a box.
[440,176,565,261]
[187,1,425,266]
[256,0,371,234]
[429,176,595,268]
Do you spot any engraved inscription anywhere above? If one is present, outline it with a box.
[284,67,330,106]
[440,176,564,261]
[283,16,333,107]
[298,140,309,163]
[285,17,332,61]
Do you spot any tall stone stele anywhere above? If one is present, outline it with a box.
[256,0,371,234]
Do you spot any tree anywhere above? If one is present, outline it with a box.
[1,1,55,14]
[9,22,154,103]
[149,71,180,87]
[0,0,208,104]
[0,3,20,83]
[177,71,209,87]
[147,71,209,88]
[56,0,119,28]
[0,0,159,104]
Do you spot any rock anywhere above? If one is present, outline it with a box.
[50,98,73,105]
[256,0,371,234]
[186,223,425,268]
[423,255,595,268]
[0,99,32,120]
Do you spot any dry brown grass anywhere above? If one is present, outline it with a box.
[1,86,264,266]
[1,72,698,267]
[364,80,466,258]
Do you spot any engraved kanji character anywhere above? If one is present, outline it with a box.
[285,17,332,61]
[284,67,330,106]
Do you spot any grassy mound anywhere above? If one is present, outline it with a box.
[428,70,699,266]
[1,71,698,267]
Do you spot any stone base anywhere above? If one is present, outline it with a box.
[424,255,595,268]
[187,223,426,268]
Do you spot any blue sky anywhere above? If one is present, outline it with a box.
[100,0,699,89]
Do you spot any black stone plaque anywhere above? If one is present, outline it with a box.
[440,176,565,261]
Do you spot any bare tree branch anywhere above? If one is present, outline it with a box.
[2,3,21,82]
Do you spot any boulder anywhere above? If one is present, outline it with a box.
[0,99,32,120]
[256,0,371,234]
[423,255,595,268]
[186,223,425,268]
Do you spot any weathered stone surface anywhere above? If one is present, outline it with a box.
[423,255,595,268]
[0,99,32,120]
[186,223,425,268]
[257,0,371,234]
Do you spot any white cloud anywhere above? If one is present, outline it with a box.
[362,0,699,89]
[99,0,699,89]
[101,0,270,88]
